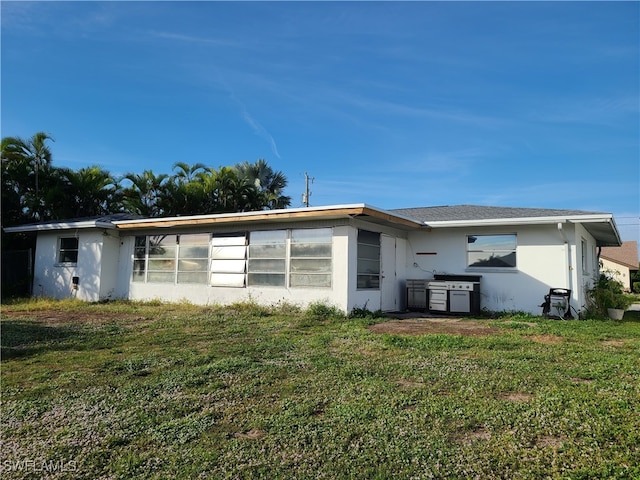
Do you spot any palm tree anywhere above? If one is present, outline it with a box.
[62,166,123,218]
[122,170,169,217]
[235,159,291,210]
[1,132,54,220]
[172,162,207,184]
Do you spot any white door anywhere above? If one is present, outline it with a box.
[381,235,397,311]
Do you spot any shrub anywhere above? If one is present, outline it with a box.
[305,301,345,320]
[584,274,634,318]
[348,305,385,319]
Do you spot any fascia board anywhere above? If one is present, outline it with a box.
[4,221,117,233]
[113,204,424,230]
[426,214,615,228]
[112,204,368,227]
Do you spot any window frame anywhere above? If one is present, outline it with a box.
[581,237,588,275]
[177,234,210,284]
[466,233,517,270]
[247,230,287,287]
[57,236,79,265]
[131,228,334,289]
[210,233,247,287]
[289,227,333,288]
[357,229,381,290]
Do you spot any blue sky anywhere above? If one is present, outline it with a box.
[2,1,639,244]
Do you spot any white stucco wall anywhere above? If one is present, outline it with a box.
[33,230,107,302]
[118,221,408,313]
[404,223,595,315]
[123,225,354,312]
[30,217,600,316]
[599,258,631,292]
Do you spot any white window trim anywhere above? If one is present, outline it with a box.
[466,233,517,270]
[56,236,79,266]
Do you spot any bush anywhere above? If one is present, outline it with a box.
[305,301,345,320]
[348,305,385,319]
[585,274,634,318]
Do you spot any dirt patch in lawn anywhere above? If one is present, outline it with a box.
[527,334,563,345]
[368,314,500,337]
[1,309,145,326]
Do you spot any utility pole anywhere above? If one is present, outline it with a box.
[302,172,314,207]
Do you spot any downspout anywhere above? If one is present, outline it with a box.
[558,222,573,293]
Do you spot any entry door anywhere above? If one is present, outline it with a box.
[380,235,397,311]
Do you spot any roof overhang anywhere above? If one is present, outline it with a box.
[3,220,118,233]
[113,204,426,231]
[425,214,622,247]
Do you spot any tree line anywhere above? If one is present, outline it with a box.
[1,132,292,231]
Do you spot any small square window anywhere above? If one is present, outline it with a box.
[58,237,79,264]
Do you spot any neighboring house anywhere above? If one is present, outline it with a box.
[3,204,622,316]
[599,241,639,292]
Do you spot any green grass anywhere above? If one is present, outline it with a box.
[1,299,639,479]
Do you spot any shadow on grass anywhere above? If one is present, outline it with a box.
[0,320,85,359]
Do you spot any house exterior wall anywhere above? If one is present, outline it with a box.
[574,222,600,304]
[121,224,356,311]
[405,223,597,315]
[26,213,605,316]
[99,232,121,300]
[599,257,631,291]
[33,230,106,301]
[116,220,408,313]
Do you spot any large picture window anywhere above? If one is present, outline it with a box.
[131,228,333,288]
[289,228,332,288]
[467,234,517,268]
[133,234,210,284]
[357,230,380,289]
[58,237,79,264]
[248,230,286,287]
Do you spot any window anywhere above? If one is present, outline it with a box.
[290,228,332,287]
[357,230,380,289]
[581,238,587,274]
[58,237,79,264]
[131,228,334,288]
[178,234,210,284]
[467,234,517,268]
[211,234,247,287]
[146,235,177,283]
[133,236,147,282]
[248,230,286,286]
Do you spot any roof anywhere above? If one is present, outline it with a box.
[600,241,639,270]
[391,205,608,222]
[113,204,425,231]
[3,204,622,247]
[2,213,141,233]
[3,205,424,233]
[391,205,622,247]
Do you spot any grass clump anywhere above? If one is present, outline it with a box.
[304,300,345,321]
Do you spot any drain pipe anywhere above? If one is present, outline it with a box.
[558,222,572,293]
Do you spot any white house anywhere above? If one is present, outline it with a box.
[4,204,622,316]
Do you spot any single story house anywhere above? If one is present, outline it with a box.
[599,241,639,292]
[3,204,622,316]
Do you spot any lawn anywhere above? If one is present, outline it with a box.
[1,299,639,479]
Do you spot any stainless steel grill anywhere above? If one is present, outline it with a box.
[428,275,481,314]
